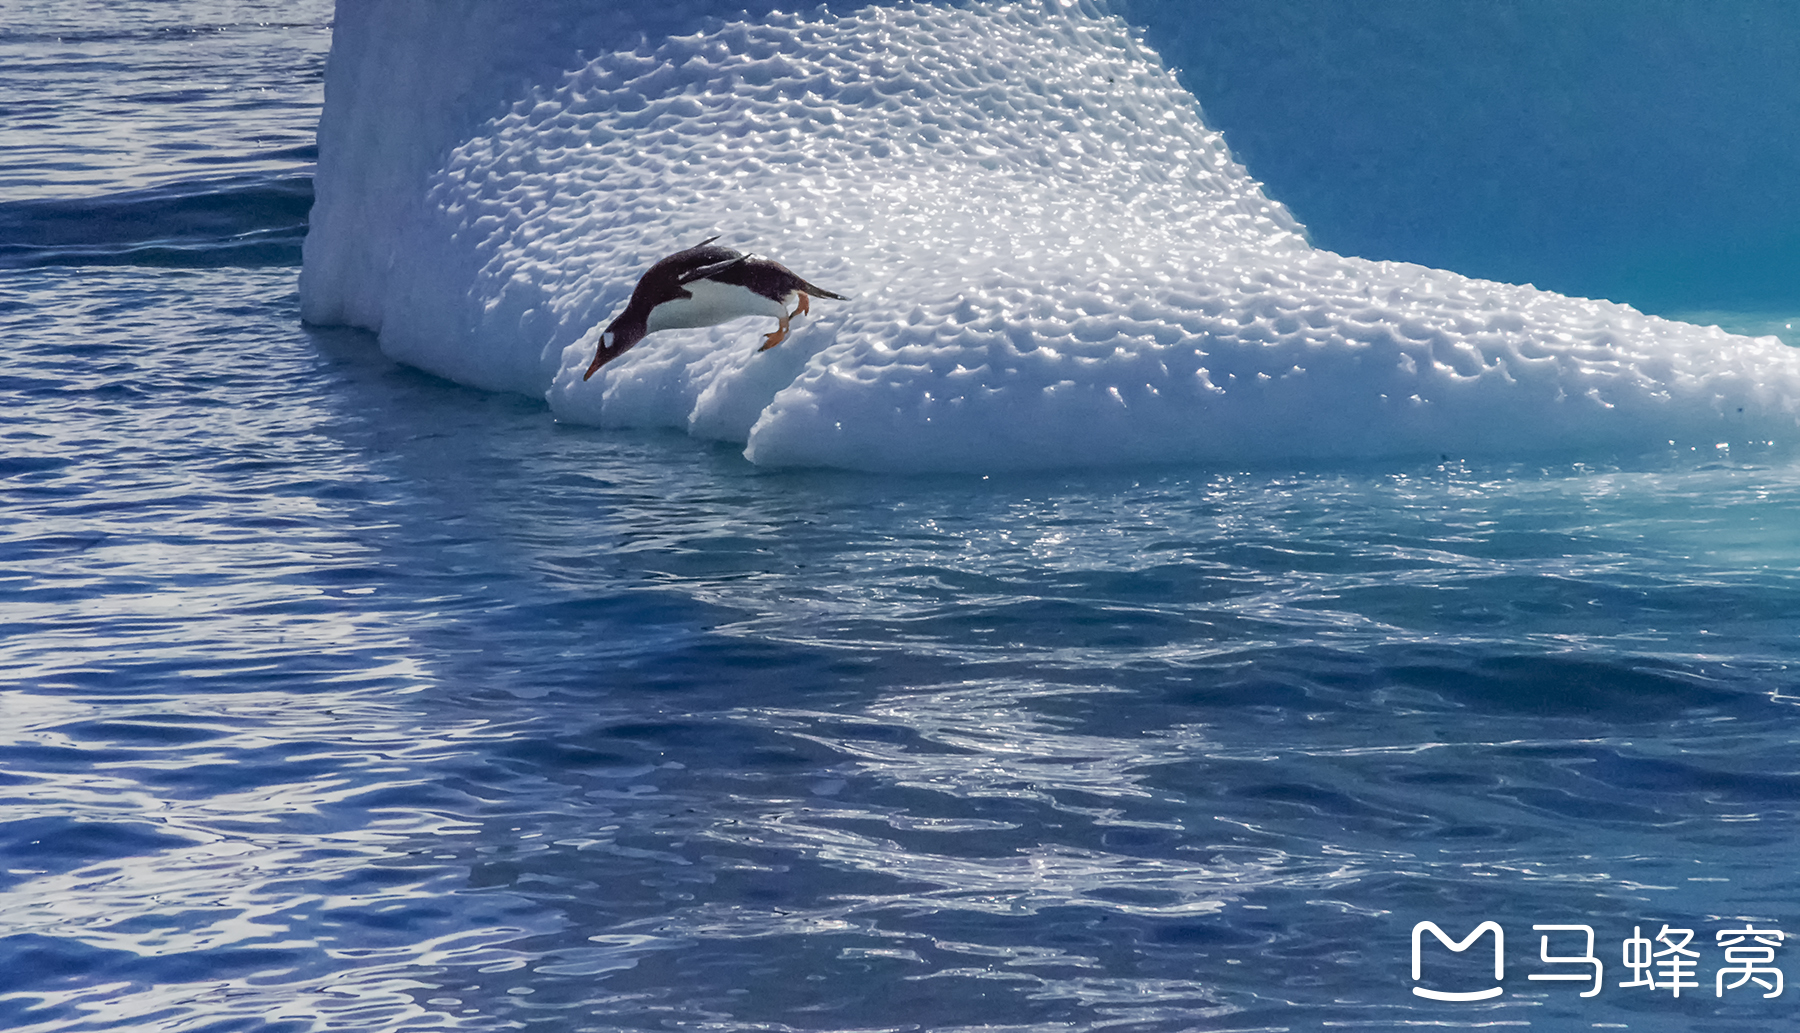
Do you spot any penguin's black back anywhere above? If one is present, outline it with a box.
[627,241,744,311]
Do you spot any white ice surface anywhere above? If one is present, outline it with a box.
[301,0,1800,472]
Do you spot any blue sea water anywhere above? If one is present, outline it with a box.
[4,3,1800,1031]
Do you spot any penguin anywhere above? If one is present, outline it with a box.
[583,237,846,379]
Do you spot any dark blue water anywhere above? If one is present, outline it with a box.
[4,3,1799,1030]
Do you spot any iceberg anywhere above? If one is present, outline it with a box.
[300,0,1800,472]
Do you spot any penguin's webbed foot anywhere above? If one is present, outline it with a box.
[759,299,805,352]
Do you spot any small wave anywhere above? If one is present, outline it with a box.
[0,22,326,46]
[0,172,312,270]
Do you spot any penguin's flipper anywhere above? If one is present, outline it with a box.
[678,254,751,284]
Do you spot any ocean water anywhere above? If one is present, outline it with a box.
[4,3,1800,1032]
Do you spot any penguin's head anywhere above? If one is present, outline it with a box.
[584,322,646,380]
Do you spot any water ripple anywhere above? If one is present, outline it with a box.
[4,84,1800,1033]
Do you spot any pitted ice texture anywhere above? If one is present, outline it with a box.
[301,0,1800,472]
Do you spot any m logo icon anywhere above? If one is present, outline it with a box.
[1412,921,1505,1001]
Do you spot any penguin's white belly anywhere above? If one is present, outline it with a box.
[647,278,787,332]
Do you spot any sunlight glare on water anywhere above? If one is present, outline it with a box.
[5,265,1800,1032]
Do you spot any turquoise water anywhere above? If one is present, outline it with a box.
[4,3,1799,1030]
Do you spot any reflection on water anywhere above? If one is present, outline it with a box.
[0,0,328,201]
[2,266,1799,1031]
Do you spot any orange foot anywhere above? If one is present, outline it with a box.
[758,294,810,352]
[759,319,790,351]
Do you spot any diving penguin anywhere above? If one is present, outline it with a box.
[583,237,846,379]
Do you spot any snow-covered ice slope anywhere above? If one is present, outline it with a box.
[300,0,1800,472]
